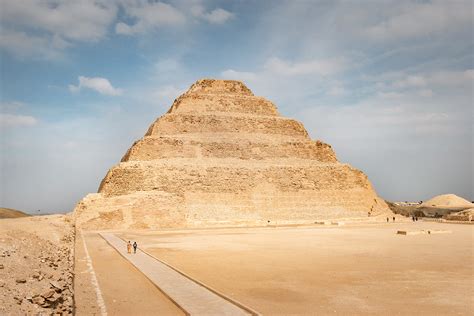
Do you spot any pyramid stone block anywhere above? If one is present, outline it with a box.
[74,79,391,230]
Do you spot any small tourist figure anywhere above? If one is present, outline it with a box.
[133,241,138,254]
[127,241,132,254]
[392,216,395,222]
[386,217,389,223]
[412,216,415,222]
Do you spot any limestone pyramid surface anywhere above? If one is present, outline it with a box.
[75,79,391,229]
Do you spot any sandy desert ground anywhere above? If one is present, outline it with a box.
[74,230,184,316]
[2,216,473,315]
[121,222,473,315]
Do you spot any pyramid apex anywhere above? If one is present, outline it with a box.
[186,78,254,96]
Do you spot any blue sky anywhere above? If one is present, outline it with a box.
[1,0,473,213]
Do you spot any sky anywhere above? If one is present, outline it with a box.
[0,0,473,214]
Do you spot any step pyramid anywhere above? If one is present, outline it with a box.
[74,79,391,229]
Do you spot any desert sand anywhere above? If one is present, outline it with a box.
[120,222,473,315]
[3,217,471,315]
[74,231,183,316]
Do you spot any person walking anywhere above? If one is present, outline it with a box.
[133,241,138,254]
[392,216,395,222]
[127,241,132,254]
[386,217,389,223]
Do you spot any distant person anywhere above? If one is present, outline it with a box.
[386,217,389,223]
[415,216,418,221]
[133,241,138,254]
[412,216,415,222]
[127,241,132,254]
[392,216,395,222]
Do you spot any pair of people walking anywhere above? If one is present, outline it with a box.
[127,241,138,254]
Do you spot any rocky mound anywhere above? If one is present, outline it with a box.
[0,215,74,315]
[0,208,30,219]
[444,208,474,221]
[421,194,473,209]
[75,79,392,230]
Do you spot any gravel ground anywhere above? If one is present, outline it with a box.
[0,215,74,315]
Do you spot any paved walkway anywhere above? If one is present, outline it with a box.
[100,233,253,316]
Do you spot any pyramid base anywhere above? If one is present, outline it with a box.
[74,189,392,230]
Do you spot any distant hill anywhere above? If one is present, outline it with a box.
[386,194,474,218]
[421,194,473,209]
[0,207,30,219]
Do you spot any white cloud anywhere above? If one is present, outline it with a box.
[251,0,472,64]
[199,8,233,24]
[1,101,25,112]
[69,76,123,96]
[150,85,185,100]
[115,22,133,35]
[0,0,117,59]
[429,69,474,87]
[154,58,183,73]
[418,89,434,97]
[1,0,117,42]
[363,1,472,41]
[0,30,64,59]
[377,91,404,99]
[189,3,233,24]
[1,0,235,57]
[264,57,346,76]
[115,1,186,35]
[0,113,38,127]
[393,75,427,88]
[220,56,351,111]
[379,69,474,96]
[327,82,347,97]
[115,1,234,35]
[221,69,258,82]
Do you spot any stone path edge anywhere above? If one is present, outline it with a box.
[113,233,262,316]
[98,233,190,316]
[81,230,108,316]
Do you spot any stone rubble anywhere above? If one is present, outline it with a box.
[0,216,75,315]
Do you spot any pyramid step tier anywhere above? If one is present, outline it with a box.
[168,93,279,116]
[145,113,309,138]
[98,159,370,197]
[75,189,388,230]
[122,136,337,162]
[185,79,254,96]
